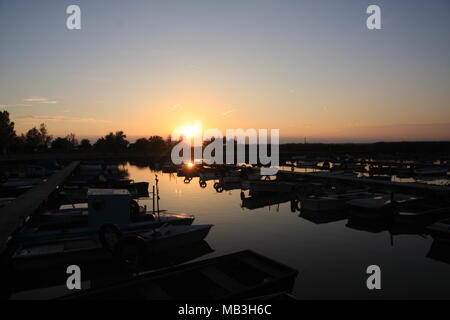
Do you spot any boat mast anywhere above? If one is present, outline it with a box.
[155,174,160,221]
[152,185,155,214]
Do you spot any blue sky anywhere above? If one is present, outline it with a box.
[0,0,449,141]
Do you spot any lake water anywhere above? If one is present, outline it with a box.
[124,163,450,300]
[9,162,450,300]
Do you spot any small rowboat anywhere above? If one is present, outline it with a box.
[347,193,421,219]
[59,250,298,300]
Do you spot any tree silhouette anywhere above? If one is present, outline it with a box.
[79,139,92,151]
[94,131,129,153]
[0,110,16,155]
[24,123,52,151]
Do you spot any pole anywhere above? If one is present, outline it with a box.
[155,174,160,222]
[152,185,155,214]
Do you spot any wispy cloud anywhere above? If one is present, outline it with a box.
[13,114,111,123]
[23,96,58,104]
[220,109,234,116]
[1,103,33,107]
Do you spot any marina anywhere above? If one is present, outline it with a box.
[0,159,449,299]
[1,0,449,306]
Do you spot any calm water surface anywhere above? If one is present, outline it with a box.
[11,162,450,299]
[124,163,450,300]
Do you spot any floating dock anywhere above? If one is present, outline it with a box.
[0,161,80,255]
[278,170,450,198]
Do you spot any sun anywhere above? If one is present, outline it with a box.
[176,121,203,139]
[180,125,196,138]
[186,162,195,168]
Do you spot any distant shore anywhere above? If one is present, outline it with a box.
[1,141,450,164]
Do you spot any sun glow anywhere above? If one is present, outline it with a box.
[175,121,203,139]
[180,125,197,138]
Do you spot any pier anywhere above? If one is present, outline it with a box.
[279,170,450,198]
[0,161,80,255]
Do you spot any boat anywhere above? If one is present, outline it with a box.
[58,181,149,203]
[243,180,299,194]
[13,188,194,247]
[299,191,373,212]
[347,193,421,219]
[241,193,295,210]
[393,200,450,227]
[198,166,220,182]
[0,178,43,197]
[177,163,200,178]
[8,240,214,299]
[216,168,242,184]
[213,181,242,193]
[11,223,212,271]
[58,250,298,300]
[66,176,134,188]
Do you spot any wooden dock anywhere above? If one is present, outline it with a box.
[0,161,80,255]
[278,170,450,198]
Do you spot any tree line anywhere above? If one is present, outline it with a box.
[0,111,171,155]
[2,110,449,157]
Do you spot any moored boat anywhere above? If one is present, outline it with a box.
[393,200,450,227]
[11,224,212,271]
[347,193,421,219]
[58,250,298,300]
[300,191,372,212]
[14,189,194,246]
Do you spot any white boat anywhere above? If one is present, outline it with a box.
[300,192,373,212]
[347,193,421,219]
[348,193,420,210]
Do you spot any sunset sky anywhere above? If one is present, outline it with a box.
[0,0,449,142]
